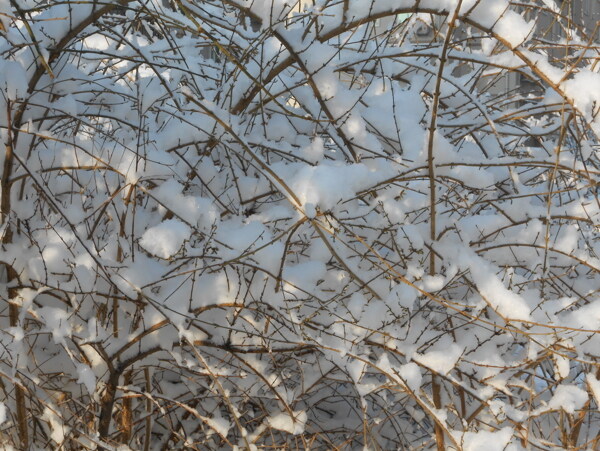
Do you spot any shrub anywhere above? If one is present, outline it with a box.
[0,0,599,449]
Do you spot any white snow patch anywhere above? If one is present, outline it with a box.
[140,219,191,258]
[415,343,463,375]
[493,10,533,48]
[562,70,600,122]
[547,384,587,414]
[76,364,96,394]
[37,307,72,344]
[554,354,570,380]
[422,275,445,292]
[586,374,600,407]
[304,202,317,219]
[42,407,69,445]
[463,254,531,321]
[268,410,307,435]
[460,426,513,451]
[206,415,231,437]
[399,362,422,391]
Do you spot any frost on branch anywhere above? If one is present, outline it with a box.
[0,0,599,449]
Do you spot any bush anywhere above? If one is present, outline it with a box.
[0,0,599,449]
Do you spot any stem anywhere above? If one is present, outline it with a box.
[143,368,152,451]
[120,370,133,444]
[9,305,28,450]
[98,371,120,451]
[2,101,28,450]
[1,102,14,231]
[426,4,463,449]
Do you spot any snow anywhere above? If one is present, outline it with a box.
[114,254,166,298]
[554,354,570,380]
[139,76,164,113]
[2,0,599,448]
[37,307,72,345]
[205,415,231,437]
[564,301,600,331]
[283,260,326,295]
[268,410,307,435]
[139,219,191,258]
[348,358,366,384]
[586,374,600,406]
[285,162,374,210]
[76,364,97,394]
[347,292,366,318]
[301,136,325,163]
[0,61,28,100]
[562,70,600,124]
[242,0,294,26]
[546,385,588,414]
[387,282,417,311]
[152,179,218,229]
[414,343,464,375]
[492,11,534,48]
[460,427,513,451]
[399,362,422,391]
[0,0,11,32]
[41,407,69,445]
[422,275,445,292]
[461,252,531,321]
[189,272,239,307]
[303,202,317,219]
